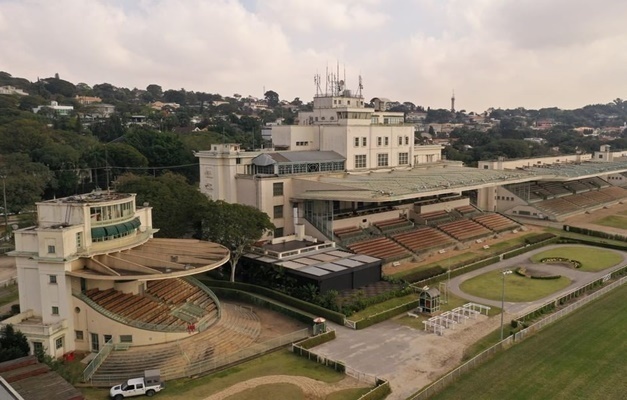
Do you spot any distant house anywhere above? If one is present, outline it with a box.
[149,101,180,110]
[84,103,115,118]
[75,95,102,105]
[0,85,28,96]
[32,101,74,116]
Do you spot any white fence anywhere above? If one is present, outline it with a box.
[407,274,627,400]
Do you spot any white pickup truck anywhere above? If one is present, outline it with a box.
[109,369,165,399]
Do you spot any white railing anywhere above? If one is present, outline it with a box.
[407,274,627,400]
[83,338,114,382]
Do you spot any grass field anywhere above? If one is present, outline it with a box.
[592,214,627,229]
[80,350,363,400]
[430,285,627,400]
[460,270,571,302]
[530,246,623,272]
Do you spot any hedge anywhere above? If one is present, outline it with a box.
[502,237,559,259]
[563,225,627,242]
[201,279,346,324]
[399,266,446,283]
[559,237,627,252]
[525,232,556,244]
[412,256,500,287]
[353,300,420,329]
[358,378,391,400]
[209,287,314,324]
[295,329,336,349]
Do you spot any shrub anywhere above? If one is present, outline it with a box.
[525,233,556,244]
[295,330,336,349]
[400,266,446,283]
[354,300,420,329]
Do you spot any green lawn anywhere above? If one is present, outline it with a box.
[460,270,571,302]
[430,285,627,400]
[594,215,627,229]
[349,293,417,320]
[530,246,623,272]
[80,350,363,400]
[389,252,480,280]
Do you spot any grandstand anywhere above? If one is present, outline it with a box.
[90,302,264,385]
[472,214,520,233]
[347,236,412,262]
[437,219,493,242]
[391,227,455,254]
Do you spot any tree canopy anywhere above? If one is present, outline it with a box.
[114,172,210,238]
[0,325,29,362]
[201,201,274,282]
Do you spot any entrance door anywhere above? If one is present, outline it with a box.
[104,335,112,345]
[80,278,87,293]
[91,333,99,352]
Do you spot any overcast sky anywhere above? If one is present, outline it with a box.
[1,0,626,112]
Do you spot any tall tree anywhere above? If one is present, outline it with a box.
[115,172,209,237]
[264,90,279,107]
[201,201,274,282]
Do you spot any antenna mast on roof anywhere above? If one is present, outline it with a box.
[358,74,363,97]
[314,73,321,96]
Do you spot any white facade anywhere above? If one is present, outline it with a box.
[4,192,229,357]
[196,86,442,237]
[32,101,74,116]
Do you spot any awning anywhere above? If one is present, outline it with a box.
[104,225,119,236]
[91,227,106,239]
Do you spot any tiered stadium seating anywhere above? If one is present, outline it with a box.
[333,226,362,241]
[599,186,627,199]
[146,278,215,310]
[529,183,553,200]
[473,213,519,233]
[373,217,413,233]
[539,182,572,197]
[564,180,591,193]
[348,237,411,261]
[86,288,186,330]
[91,302,263,384]
[437,219,492,241]
[391,227,454,253]
[455,205,480,217]
[416,210,453,225]
[535,197,581,217]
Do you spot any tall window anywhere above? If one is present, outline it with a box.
[405,136,410,145]
[47,245,56,254]
[354,137,360,147]
[384,137,389,146]
[362,137,367,146]
[273,182,284,196]
[398,152,409,165]
[377,137,382,146]
[49,275,57,284]
[273,205,284,219]
[52,306,59,315]
[355,155,367,168]
[377,154,389,167]
[75,330,84,340]
[398,136,403,145]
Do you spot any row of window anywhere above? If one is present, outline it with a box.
[73,331,132,343]
[333,99,364,106]
[355,136,410,147]
[496,196,515,201]
[90,201,134,223]
[295,141,309,146]
[354,153,409,168]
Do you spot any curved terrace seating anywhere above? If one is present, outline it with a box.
[84,279,219,332]
[416,210,452,225]
[91,302,261,384]
[347,237,411,262]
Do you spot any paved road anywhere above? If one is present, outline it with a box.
[314,244,627,399]
[448,244,627,315]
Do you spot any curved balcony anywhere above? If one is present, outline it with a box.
[68,238,230,281]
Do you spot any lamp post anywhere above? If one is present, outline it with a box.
[0,175,7,240]
[500,269,513,341]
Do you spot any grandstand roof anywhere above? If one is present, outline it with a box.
[528,159,627,180]
[67,238,230,281]
[292,165,537,202]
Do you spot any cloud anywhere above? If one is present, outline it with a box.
[0,0,627,112]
